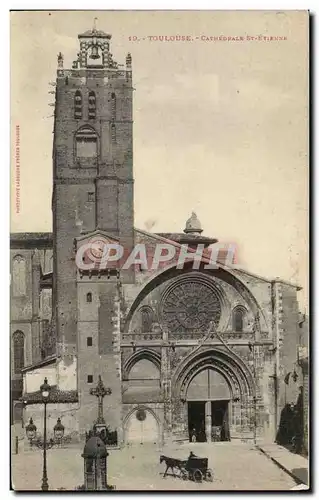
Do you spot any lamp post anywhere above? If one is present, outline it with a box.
[40,377,51,491]
[26,417,37,448]
[54,418,65,447]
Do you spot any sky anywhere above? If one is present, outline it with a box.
[10,10,308,309]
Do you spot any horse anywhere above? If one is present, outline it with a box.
[159,455,186,478]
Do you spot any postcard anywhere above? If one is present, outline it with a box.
[10,10,309,491]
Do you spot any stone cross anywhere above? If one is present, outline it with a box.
[90,375,112,424]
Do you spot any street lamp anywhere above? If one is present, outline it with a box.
[26,417,37,448]
[40,377,51,491]
[54,418,65,447]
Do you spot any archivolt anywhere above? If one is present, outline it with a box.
[122,348,161,380]
[172,347,256,400]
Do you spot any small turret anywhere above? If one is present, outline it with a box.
[184,212,203,235]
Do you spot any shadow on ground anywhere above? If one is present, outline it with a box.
[291,468,308,485]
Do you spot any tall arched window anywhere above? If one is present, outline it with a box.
[88,91,96,119]
[111,92,116,120]
[13,331,25,373]
[232,307,246,332]
[140,307,153,333]
[75,126,98,158]
[12,255,26,297]
[74,90,82,119]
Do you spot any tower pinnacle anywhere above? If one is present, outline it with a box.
[184,212,203,235]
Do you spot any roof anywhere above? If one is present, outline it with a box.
[9,229,301,290]
[22,385,78,405]
[156,232,217,246]
[20,354,57,373]
[78,29,111,39]
[10,232,53,249]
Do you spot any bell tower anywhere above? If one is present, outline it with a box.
[52,24,134,356]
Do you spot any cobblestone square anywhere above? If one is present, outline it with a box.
[12,442,296,491]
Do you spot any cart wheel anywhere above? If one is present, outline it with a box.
[206,469,214,482]
[193,469,203,483]
[180,469,188,481]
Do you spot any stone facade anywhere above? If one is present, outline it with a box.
[10,233,53,415]
[10,27,303,447]
[297,345,309,453]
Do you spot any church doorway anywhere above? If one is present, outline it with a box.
[188,402,206,442]
[187,400,230,442]
[186,367,231,443]
[211,400,230,441]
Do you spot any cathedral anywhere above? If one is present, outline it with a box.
[11,27,303,447]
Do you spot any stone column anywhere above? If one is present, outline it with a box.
[205,401,212,443]
[161,332,172,444]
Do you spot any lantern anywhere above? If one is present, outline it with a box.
[54,418,65,444]
[26,417,37,445]
[40,377,51,400]
[82,435,109,490]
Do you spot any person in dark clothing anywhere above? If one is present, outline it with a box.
[276,403,295,445]
[221,414,230,441]
[292,388,304,454]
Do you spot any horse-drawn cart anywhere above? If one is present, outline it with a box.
[180,455,213,482]
[160,452,214,483]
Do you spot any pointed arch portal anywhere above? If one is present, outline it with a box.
[172,348,256,443]
[124,406,160,445]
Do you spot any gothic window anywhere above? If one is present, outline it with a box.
[161,278,222,334]
[13,331,24,374]
[129,359,160,382]
[140,307,153,333]
[88,91,96,119]
[88,192,95,202]
[111,92,116,120]
[86,292,92,303]
[111,123,116,143]
[75,126,98,158]
[74,90,82,119]
[12,255,26,297]
[232,307,245,332]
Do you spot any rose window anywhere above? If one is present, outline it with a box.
[161,280,221,333]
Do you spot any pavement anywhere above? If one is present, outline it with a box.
[11,441,298,491]
[257,443,309,488]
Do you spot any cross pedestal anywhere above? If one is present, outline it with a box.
[90,375,112,425]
